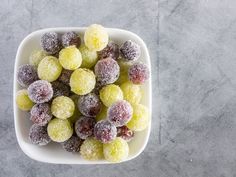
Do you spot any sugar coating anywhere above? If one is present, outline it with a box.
[47,118,73,142]
[62,31,81,48]
[62,136,83,152]
[68,94,81,123]
[80,137,104,160]
[99,84,123,107]
[59,46,82,70]
[107,100,133,127]
[84,24,109,51]
[78,93,101,117]
[29,50,47,68]
[95,104,107,122]
[79,44,98,68]
[128,62,149,84]
[58,69,73,86]
[120,81,142,104]
[38,56,62,82]
[103,137,129,162]
[94,58,120,86]
[70,68,96,95]
[98,41,119,60]
[94,120,117,143]
[41,32,61,55]
[51,96,75,119]
[115,61,131,85]
[16,89,34,111]
[126,104,149,131]
[29,124,51,145]
[17,64,38,87]
[120,40,141,61]
[30,103,52,126]
[51,81,70,98]
[28,80,53,104]
[75,116,96,139]
[117,125,134,142]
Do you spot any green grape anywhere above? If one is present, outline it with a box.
[103,137,129,162]
[59,46,82,70]
[79,44,98,68]
[80,137,104,160]
[120,81,142,104]
[38,56,62,82]
[29,50,47,67]
[68,94,81,123]
[126,103,149,131]
[51,96,75,119]
[115,60,131,85]
[99,84,123,107]
[95,104,107,122]
[16,89,34,111]
[47,118,73,142]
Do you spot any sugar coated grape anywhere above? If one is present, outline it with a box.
[120,40,141,61]
[94,120,117,143]
[99,84,123,107]
[128,62,149,84]
[16,89,34,111]
[98,41,119,60]
[108,100,133,127]
[95,104,107,122]
[70,68,96,95]
[62,31,81,48]
[58,69,73,86]
[29,50,47,67]
[30,103,52,126]
[59,46,82,70]
[115,61,131,85]
[75,116,96,139]
[84,24,108,51]
[38,56,62,82]
[51,96,75,119]
[68,94,81,123]
[120,81,141,104]
[47,118,73,142]
[117,126,134,142]
[79,44,98,68]
[94,58,120,85]
[103,137,129,162]
[28,80,53,103]
[62,136,83,152]
[80,137,104,160]
[29,124,51,145]
[17,64,38,87]
[51,81,70,98]
[126,104,149,131]
[78,93,101,117]
[41,32,61,55]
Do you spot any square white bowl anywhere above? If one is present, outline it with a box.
[13,27,152,164]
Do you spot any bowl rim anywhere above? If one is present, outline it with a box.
[13,27,152,164]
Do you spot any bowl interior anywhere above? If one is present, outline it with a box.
[14,27,152,164]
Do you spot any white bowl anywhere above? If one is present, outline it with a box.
[13,27,152,164]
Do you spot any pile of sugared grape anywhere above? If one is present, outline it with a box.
[15,24,150,163]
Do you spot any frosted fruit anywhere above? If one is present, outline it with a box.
[16,89,34,111]
[98,41,119,60]
[79,44,98,68]
[30,103,52,126]
[41,32,61,55]
[17,64,38,87]
[128,62,150,84]
[75,116,96,139]
[29,50,47,67]
[120,81,141,104]
[95,104,107,122]
[120,40,141,61]
[68,94,81,123]
[29,124,51,145]
[62,136,83,152]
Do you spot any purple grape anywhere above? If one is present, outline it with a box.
[28,80,53,103]
[128,62,149,84]
[107,100,133,127]
[30,103,52,126]
[62,31,81,48]
[94,120,117,143]
[51,81,70,98]
[17,64,38,87]
[61,136,83,152]
[98,41,119,60]
[78,93,101,117]
[58,69,73,86]
[29,124,51,145]
[117,126,134,142]
[120,40,141,61]
[75,116,96,139]
[94,57,120,85]
[41,32,61,55]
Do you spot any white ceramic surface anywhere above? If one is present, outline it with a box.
[13,27,152,164]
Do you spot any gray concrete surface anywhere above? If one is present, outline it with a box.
[1,0,236,176]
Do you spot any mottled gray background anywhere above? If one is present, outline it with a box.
[1,0,236,176]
